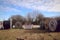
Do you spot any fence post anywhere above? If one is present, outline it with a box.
[10,18,12,29]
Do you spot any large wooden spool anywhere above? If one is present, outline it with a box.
[15,22,22,29]
[44,18,57,31]
[48,19,57,31]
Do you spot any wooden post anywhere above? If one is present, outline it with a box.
[10,18,12,29]
[2,21,4,29]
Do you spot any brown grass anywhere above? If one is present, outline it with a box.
[0,29,60,40]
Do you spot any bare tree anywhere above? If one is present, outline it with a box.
[26,13,33,24]
[36,13,44,21]
[9,15,24,28]
[26,11,44,24]
[10,15,24,24]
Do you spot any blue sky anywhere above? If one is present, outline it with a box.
[0,0,60,21]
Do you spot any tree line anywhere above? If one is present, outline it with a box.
[8,11,60,29]
[9,11,44,25]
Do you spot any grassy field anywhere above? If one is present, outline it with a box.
[0,29,60,40]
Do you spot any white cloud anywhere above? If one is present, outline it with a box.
[1,0,60,12]
[0,5,21,12]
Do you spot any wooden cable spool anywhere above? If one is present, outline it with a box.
[48,19,57,31]
[15,22,22,29]
[44,19,49,30]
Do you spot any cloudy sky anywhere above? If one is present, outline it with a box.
[0,0,60,20]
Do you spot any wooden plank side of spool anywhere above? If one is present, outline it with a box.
[44,18,57,31]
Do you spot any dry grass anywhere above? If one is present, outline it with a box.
[0,29,60,40]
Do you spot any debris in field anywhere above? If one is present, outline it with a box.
[16,37,24,40]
